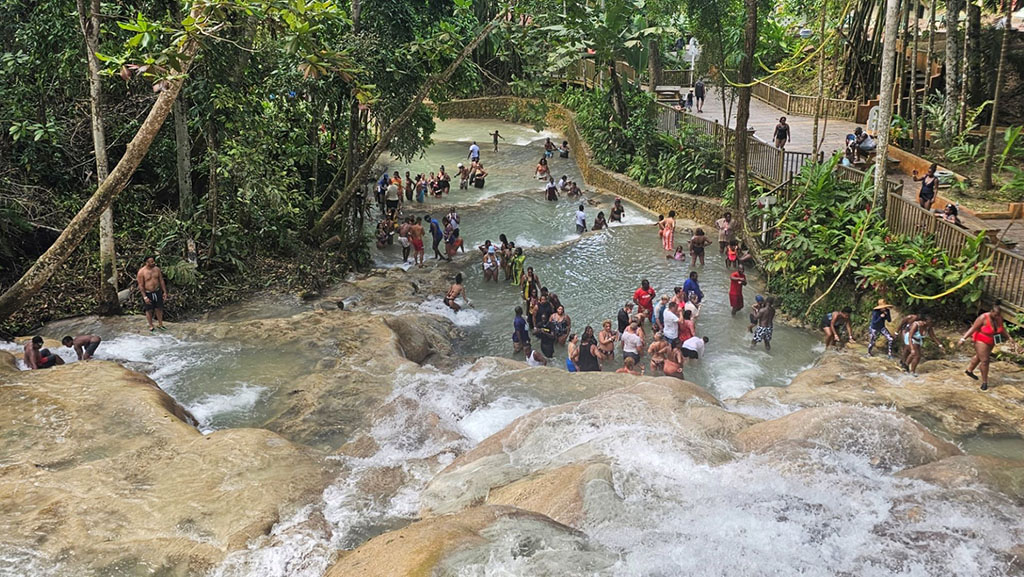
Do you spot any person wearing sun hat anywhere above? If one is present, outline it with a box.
[867,298,895,358]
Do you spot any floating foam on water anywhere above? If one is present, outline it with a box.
[705,350,766,399]
[188,384,267,433]
[417,297,485,327]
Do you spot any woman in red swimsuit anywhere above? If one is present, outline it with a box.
[959,300,1014,391]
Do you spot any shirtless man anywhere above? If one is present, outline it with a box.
[24,336,64,369]
[444,273,468,313]
[751,296,776,351]
[409,217,425,267]
[137,256,169,331]
[662,346,685,379]
[62,334,102,360]
[398,217,412,263]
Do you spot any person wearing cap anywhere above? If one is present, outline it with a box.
[751,296,776,351]
[867,299,895,358]
[748,295,765,333]
[823,307,855,350]
[482,245,499,282]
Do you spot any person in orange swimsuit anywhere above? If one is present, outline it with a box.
[959,300,1014,391]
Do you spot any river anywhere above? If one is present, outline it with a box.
[2,118,1022,577]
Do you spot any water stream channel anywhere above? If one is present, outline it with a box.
[3,118,1023,576]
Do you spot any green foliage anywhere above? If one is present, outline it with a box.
[757,158,992,318]
[1001,167,1024,198]
[946,142,983,165]
[1000,125,1023,170]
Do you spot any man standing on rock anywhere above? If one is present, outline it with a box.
[409,217,425,268]
[751,296,775,351]
[24,336,64,369]
[63,334,102,361]
[137,255,168,332]
[489,130,504,152]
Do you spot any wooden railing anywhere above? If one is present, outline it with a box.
[751,82,859,122]
[885,193,1024,315]
[835,163,905,197]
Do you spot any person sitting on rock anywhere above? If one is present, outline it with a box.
[24,336,64,370]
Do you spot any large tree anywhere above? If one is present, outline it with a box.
[732,0,758,227]
[76,0,119,315]
[981,0,1014,189]
[873,0,903,214]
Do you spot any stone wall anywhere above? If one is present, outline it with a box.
[438,97,732,229]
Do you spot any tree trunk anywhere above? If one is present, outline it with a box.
[981,0,1013,189]
[206,119,219,261]
[607,61,631,128]
[874,0,903,215]
[0,37,201,323]
[909,0,920,151]
[733,0,757,226]
[942,0,962,143]
[917,0,937,153]
[647,38,663,91]
[894,0,910,117]
[967,2,982,104]
[956,3,972,132]
[812,0,827,155]
[173,97,194,219]
[77,0,120,315]
[312,17,499,238]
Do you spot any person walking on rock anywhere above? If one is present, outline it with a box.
[960,300,1013,391]
[866,299,894,358]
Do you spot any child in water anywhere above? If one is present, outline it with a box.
[667,245,686,261]
[725,240,740,268]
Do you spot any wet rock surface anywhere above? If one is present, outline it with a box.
[735,352,1024,438]
[0,352,331,575]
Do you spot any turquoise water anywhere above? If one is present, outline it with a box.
[374,118,822,400]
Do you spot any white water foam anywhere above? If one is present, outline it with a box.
[212,361,542,576]
[188,384,267,433]
[705,350,767,399]
[417,297,485,326]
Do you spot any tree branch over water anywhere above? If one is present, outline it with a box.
[311,16,502,239]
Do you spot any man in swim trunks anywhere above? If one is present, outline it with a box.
[426,214,444,260]
[751,296,775,351]
[398,217,412,263]
[137,255,169,331]
[490,130,504,152]
[468,141,481,162]
[715,212,734,255]
[409,217,425,267]
[63,334,102,360]
[444,273,468,313]
[24,336,64,369]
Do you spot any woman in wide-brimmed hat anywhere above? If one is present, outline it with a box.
[867,299,894,358]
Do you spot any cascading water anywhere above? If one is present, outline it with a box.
[5,118,1023,577]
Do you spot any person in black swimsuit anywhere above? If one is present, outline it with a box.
[576,326,604,372]
[913,163,939,210]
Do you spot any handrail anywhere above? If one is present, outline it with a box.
[751,81,859,122]
[885,192,1024,315]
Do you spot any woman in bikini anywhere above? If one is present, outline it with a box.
[598,320,618,360]
[689,228,712,266]
[960,301,1014,391]
[443,273,467,312]
[903,315,944,375]
[647,332,670,375]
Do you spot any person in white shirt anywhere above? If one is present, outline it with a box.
[523,341,547,366]
[468,142,481,162]
[621,321,644,363]
[684,293,701,323]
[681,335,708,359]
[575,204,587,234]
[661,302,680,347]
